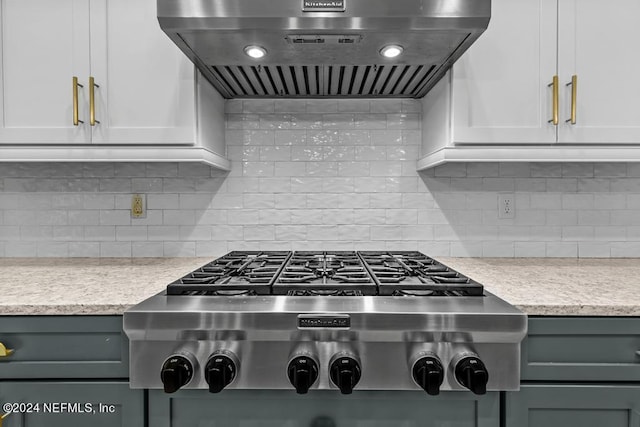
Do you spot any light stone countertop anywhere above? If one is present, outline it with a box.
[0,257,638,316]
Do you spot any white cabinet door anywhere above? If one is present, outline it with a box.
[451,0,558,144]
[88,0,196,145]
[558,0,640,143]
[0,0,91,144]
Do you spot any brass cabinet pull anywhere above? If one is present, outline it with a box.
[72,76,84,126]
[547,75,559,125]
[1,412,9,427]
[89,76,100,126]
[566,74,577,124]
[0,342,14,357]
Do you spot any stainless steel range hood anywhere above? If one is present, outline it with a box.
[158,0,491,98]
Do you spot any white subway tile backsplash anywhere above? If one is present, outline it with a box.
[163,241,195,257]
[355,146,387,161]
[306,100,338,113]
[274,130,307,146]
[259,178,292,193]
[227,210,260,225]
[513,210,546,226]
[611,242,640,257]
[3,99,640,258]
[370,99,401,113]
[243,194,275,209]
[482,241,514,257]
[273,100,306,113]
[578,242,610,258]
[291,209,323,225]
[467,163,499,177]
[321,177,355,193]
[211,225,243,240]
[339,130,370,145]
[307,225,339,240]
[163,210,195,226]
[131,242,164,257]
[258,209,291,224]
[306,162,338,177]
[195,241,228,257]
[514,242,546,257]
[593,163,627,178]
[562,226,594,241]
[179,226,212,241]
[291,177,323,193]
[354,209,386,225]
[354,114,387,129]
[370,161,402,177]
[499,163,531,177]
[562,163,594,178]
[577,178,611,192]
[387,114,420,130]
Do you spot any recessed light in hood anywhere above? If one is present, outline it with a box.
[244,45,267,59]
[380,45,404,59]
[158,0,491,98]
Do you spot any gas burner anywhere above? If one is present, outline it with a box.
[272,251,377,295]
[359,251,484,296]
[392,289,435,297]
[287,289,364,296]
[166,251,289,296]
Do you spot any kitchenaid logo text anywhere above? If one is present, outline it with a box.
[302,0,345,11]
[298,315,350,328]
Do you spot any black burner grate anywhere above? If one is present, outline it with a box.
[166,251,484,297]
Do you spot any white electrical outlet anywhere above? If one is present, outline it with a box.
[498,193,515,219]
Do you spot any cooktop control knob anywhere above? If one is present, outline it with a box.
[205,353,237,393]
[455,356,489,395]
[160,355,194,394]
[288,356,319,394]
[412,355,445,396]
[329,356,361,394]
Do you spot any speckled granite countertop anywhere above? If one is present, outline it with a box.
[0,257,638,316]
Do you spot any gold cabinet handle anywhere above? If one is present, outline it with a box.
[72,76,84,126]
[547,75,559,125]
[1,412,9,427]
[0,342,14,357]
[565,74,577,124]
[89,76,100,126]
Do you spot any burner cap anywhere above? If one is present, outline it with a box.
[395,289,435,297]
[215,289,254,296]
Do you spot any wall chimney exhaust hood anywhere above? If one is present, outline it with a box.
[158,0,491,98]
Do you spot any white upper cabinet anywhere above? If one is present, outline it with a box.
[0,0,195,145]
[452,0,558,144]
[0,0,91,144]
[89,0,195,145]
[450,0,640,145]
[558,0,640,143]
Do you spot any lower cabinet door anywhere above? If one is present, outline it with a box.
[506,385,640,427]
[149,390,500,427]
[0,382,143,427]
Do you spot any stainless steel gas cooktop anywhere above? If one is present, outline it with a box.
[124,251,527,395]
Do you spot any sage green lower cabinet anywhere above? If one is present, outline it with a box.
[505,385,640,427]
[0,381,144,427]
[149,390,500,427]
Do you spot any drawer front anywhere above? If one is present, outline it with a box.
[522,317,640,381]
[0,381,143,427]
[0,316,128,379]
[506,385,640,427]
[149,390,500,427]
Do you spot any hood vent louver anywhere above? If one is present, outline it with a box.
[210,65,436,98]
[158,0,490,99]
